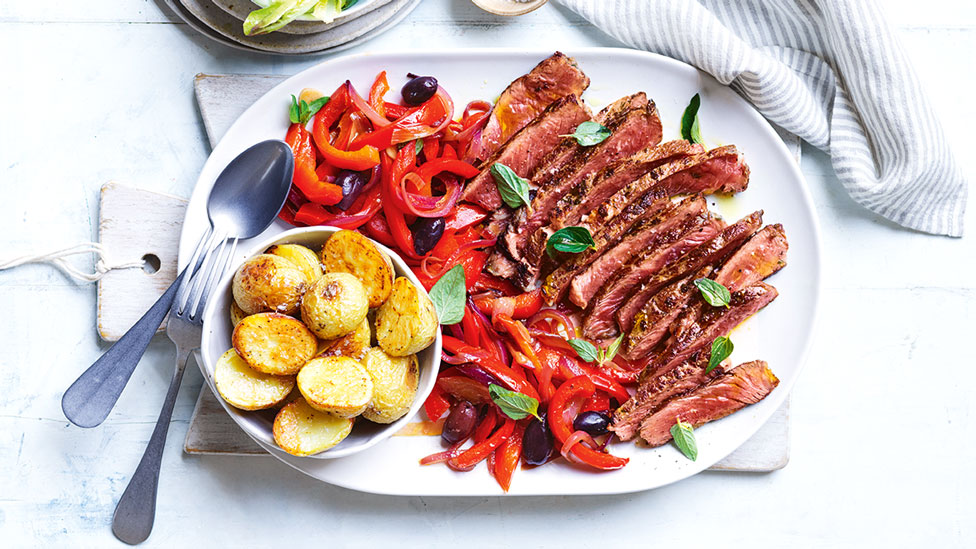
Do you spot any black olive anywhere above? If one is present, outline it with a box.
[410,216,445,255]
[573,411,611,436]
[442,401,478,444]
[335,170,368,211]
[522,414,554,466]
[401,76,438,106]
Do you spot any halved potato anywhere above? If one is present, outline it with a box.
[232,254,309,315]
[266,243,323,282]
[361,348,419,424]
[232,312,317,375]
[229,301,248,327]
[214,348,294,411]
[300,272,368,340]
[273,398,353,456]
[321,230,394,308]
[297,356,373,418]
[375,277,437,357]
[318,316,371,362]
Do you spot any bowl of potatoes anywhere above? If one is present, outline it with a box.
[200,226,441,458]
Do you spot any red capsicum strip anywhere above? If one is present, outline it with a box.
[381,149,422,260]
[548,376,629,471]
[350,88,452,150]
[312,83,381,171]
[284,123,344,206]
[473,289,543,320]
[448,417,515,472]
[423,383,451,421]
[493,421,524,492]
[442,336,540,402]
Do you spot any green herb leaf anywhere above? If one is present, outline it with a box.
[546,227,595,258]
[429,264,466,325]
[605,334,624,362]
[670,418,698,461]
[289,95,301,124]
[490,163,531,210]
[694,278,731,308]
[568,339,600,363]
[681,93,704,145]
[706,336,733,373]
[567,121,611,146]
[489,384,541,421]
[306,96,330,118]
[415,139,424,156]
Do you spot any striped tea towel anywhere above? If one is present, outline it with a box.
[555,0,967,236]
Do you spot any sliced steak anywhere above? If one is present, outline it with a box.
[548,140,704,231]
[540,193,673,304]
[471,52,589,164]
[624,222,787,359]
[637,282,779,382]
[461,95,592,210]
[610,351,728,441]
[581,216,721,339]
[506,98,664,288]
[638,360,779,446]
[569,195,710,309]
[617,210,763,335]
[586,145,750,226]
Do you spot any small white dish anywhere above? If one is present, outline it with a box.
[198,226,442,460]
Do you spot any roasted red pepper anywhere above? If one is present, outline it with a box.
[423,383,452,421]
[311,83,381,171]
[364,213,396,248]
[350,89,452,150]
[285,123,344,206]
[473,289,543,320]
[436,375,491,404]
[548,376,629,470]
[442,336,540,402]
[448,417,515,472]
[381,149,422,260]
[445,204,488,232]
[368,70,390,118]
[493,421,524,492]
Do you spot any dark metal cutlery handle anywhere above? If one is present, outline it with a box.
[61,268,187,428]
[111,345,192,545]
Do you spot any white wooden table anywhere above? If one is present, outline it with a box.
[1,1,974,546]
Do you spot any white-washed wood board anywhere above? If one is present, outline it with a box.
[100,72,795,471]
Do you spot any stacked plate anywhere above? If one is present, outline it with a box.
[163,0,422,55]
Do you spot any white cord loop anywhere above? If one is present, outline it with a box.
[0,242,146,282]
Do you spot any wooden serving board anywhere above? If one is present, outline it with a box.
[100,73,796,472]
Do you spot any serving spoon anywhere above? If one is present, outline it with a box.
[61,140,294,429]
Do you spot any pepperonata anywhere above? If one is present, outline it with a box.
[278,71,639,492]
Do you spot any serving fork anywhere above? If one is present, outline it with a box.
[111,232,239,545]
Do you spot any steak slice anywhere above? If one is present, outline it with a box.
[616,210,763,335]
[569,195,710,310]
[624,222,788,359]
[636,282,779,382]
[610,351,728,441]
[489,93,658,282]
[541,193,673,304]
[461,95,592,210]
[510,99,664,288]
[638,360,779,446]
[471,52,590,164]
[586,145,750,227]
[548,140,704,231]
[581,216,721,339]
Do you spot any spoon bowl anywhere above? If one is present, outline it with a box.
[207,140,294,238]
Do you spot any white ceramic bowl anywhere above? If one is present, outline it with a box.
[199,226,442,459]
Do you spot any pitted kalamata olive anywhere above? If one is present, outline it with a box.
[442,401,478,444]
[522,414,554,466]
[573,411,611,436]
[410,216,445,255]
[401,76,438,106]
[335,170,368,211]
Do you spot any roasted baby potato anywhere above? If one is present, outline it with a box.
[361,348,419,424]
[273,398,354,456]
[297,356,373,418]
[318,316,371,362]
[266,243,323,282]
[230,301,248,327]
[214,348,294,411]
[300,272,369,340]
[232,254,310,315]
[375,277,437,356]
[232,312,317,376]
[321,230,394,308]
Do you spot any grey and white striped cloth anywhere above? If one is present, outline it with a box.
[556,0,967,236]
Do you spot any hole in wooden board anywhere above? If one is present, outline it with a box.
[142,254,161,275]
